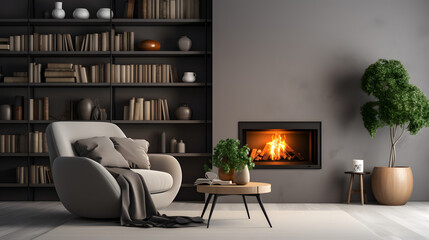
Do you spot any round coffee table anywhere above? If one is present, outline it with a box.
[197,182,272,228]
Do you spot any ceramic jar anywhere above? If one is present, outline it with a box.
[234,165,250,185]
[73,8,90,19]
[177,140,185,153]
[138,40,161,51]
[175,104,192,120]
[177,36,192,51]
[170,138,177,153]
[77,98,94,120]
[182,72,196,83]
[0,104,11,120]
[52,2,65,19]
[97,8,113,19]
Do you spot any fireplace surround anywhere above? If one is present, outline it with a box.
[238,122,321,169]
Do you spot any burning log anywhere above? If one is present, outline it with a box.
[250,133,305,161]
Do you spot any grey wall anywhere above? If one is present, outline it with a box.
[213,0,429,202]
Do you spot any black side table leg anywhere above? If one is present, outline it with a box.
[242,195,250,219]
[207,194,218,228]
[201,194,213,218]
[256,194,272,228]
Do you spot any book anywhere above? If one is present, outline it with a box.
[48,63,73,69]
[45,77,75,83]
[43,97,49,120]
[3,77,27,83]
[44,71,76,77]
[129,97,135,120]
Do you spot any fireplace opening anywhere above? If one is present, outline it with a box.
[238,122,321,169]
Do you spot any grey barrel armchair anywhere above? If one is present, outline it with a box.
[46,121,182,219]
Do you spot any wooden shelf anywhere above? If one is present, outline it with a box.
[29,19,110,26]
[0,183,27,187]
[30,83,110,87]
[112,120,210,124]
[29,153,49,157]
[0,153,28,157]
[112,19,210,26]
[29,184,55,188]
[111,83,210,87]
[0,83,28,87]
[0,120,27,124]
[0,19,28,26]
[112,51,210,57]
[0,51,28,57]
[30,51,110,57]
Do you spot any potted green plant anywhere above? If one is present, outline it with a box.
[208,139,255,184]
[361,59,429,205]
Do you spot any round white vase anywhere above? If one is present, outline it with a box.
[52,2,65,19]
[234,165,250,185]
[97,8,114,19]
[182,72,196,83]
[73,8,90,19]
[177,36,192,51]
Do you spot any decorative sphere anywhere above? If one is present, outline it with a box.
[73,8,90,19]
[138,40,161,51]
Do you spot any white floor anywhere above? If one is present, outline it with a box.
[1,202,429,240]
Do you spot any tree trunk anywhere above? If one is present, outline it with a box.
[389,126,405,168]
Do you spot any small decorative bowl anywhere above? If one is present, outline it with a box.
[138,40,161,51]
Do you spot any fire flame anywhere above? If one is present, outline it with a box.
[268,132,287,160]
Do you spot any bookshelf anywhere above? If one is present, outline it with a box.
[0,0,212,201]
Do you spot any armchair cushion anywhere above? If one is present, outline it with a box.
[74,136,129,168]
[131,169,173,194]
[110,137,151,169]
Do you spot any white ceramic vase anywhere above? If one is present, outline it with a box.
[182,72,196,83]
[73,8,90,19]
[97,8,113,19]
[52,2,65,19]
[178,36,192,51]
[234,165,250,185]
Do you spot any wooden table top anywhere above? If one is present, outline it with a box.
[196,182,271,195]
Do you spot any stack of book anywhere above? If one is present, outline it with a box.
[29,131,48,153]
[3,72,28,83]
[16,166,28,184]
[124,0,200,19]
[29,165,53,184]
[112,64,178,83]
[28,97,49,120]
[0,134,27,153]
[6,31,134,52]
[112,31,135,51]
[0,38,9,50]
[29,62,42,83]
[44,63,76,83]
[124,97,170,120]
[75,31,112,51]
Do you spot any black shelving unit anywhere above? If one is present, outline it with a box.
[0,0,212,202]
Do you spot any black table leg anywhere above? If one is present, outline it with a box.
[201,194,213,218]
[242,195,250,219]
[256,194,272,228]
[207,194,218,228]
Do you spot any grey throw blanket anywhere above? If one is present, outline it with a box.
[106,167,204,228]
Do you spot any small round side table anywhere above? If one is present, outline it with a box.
[345,171,370,205]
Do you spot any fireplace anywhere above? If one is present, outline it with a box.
[238,122,321,169]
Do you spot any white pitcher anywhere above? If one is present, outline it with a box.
[182,72,196,83]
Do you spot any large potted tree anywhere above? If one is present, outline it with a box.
[361,59,429,205]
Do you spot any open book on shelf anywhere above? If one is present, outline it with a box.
[194,172,232,185]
